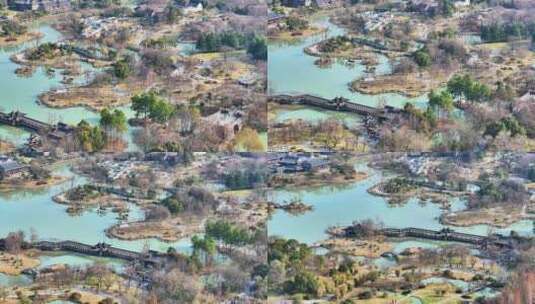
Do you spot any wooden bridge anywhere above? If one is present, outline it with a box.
[34,240,164,267]
[0,239,164,267]
[343,226,514,249]
[0,111,52,133]
[0,110,73,140]
[270,94,403,120]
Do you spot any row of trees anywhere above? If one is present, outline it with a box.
[484,117,526,138]
[413,47,432,67]
[268,237,312,265]
[196,31,249,52]
[428,90,454,118]
[447,74,491,102]
[270,118,362,151]
[268,237,327,297]
[195,31,266,60]
[285,16,309,32]
[247,35,267,60]
[382,177,416,194]
[412,38,467,68]
[26,43,69,61]
[100,108,127,134]
[396,71,525,151]
[480,22,535,43]
[318,35,352,54]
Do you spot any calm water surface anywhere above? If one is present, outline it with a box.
[0,273,31,287]
[268,164,533,244]
[0,25,137,148]
[0,166,192,253]
[268,15,428,125]
[272,105,363,127]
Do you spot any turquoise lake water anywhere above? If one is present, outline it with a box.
[268,163,533,245]
[0,165,192,253]
[0,22,169,251]
[0,24,137,148]
[0,273,32,287]
[0,23,196,285]
[268,16,428,124]
[272,105,363,127]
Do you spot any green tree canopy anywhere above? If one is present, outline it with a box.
[131,91,175,123]
[428,90,454,115]
[100,108,127,133]
[247,35,267,61]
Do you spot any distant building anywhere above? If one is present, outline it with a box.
[280,0,340,8]
[272,154,330,173]
[238,74,257,88]
[0,155,29,180]
[518,90,535,102]
[145,152,182,166]
[280,0,310,7]
[8,0,70,12]
[312,0,341,8]
[268,11,286,24]
[408,0,439,16]
[301,158,329,171]
[48,122,74,142]
[454,0,470,8]
[81,17,123,39]
[182,3,203,14]
[135,0,168,23]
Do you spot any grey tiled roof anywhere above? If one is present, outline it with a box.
[0,161,26,172]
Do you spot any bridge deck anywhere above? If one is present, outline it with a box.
[270,94,395,119]
[350,227,512,249]
[29,240,163,265]
[0,111,53,132]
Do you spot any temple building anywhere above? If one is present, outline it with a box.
[0,155,29,180]
[8,0,71,12]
